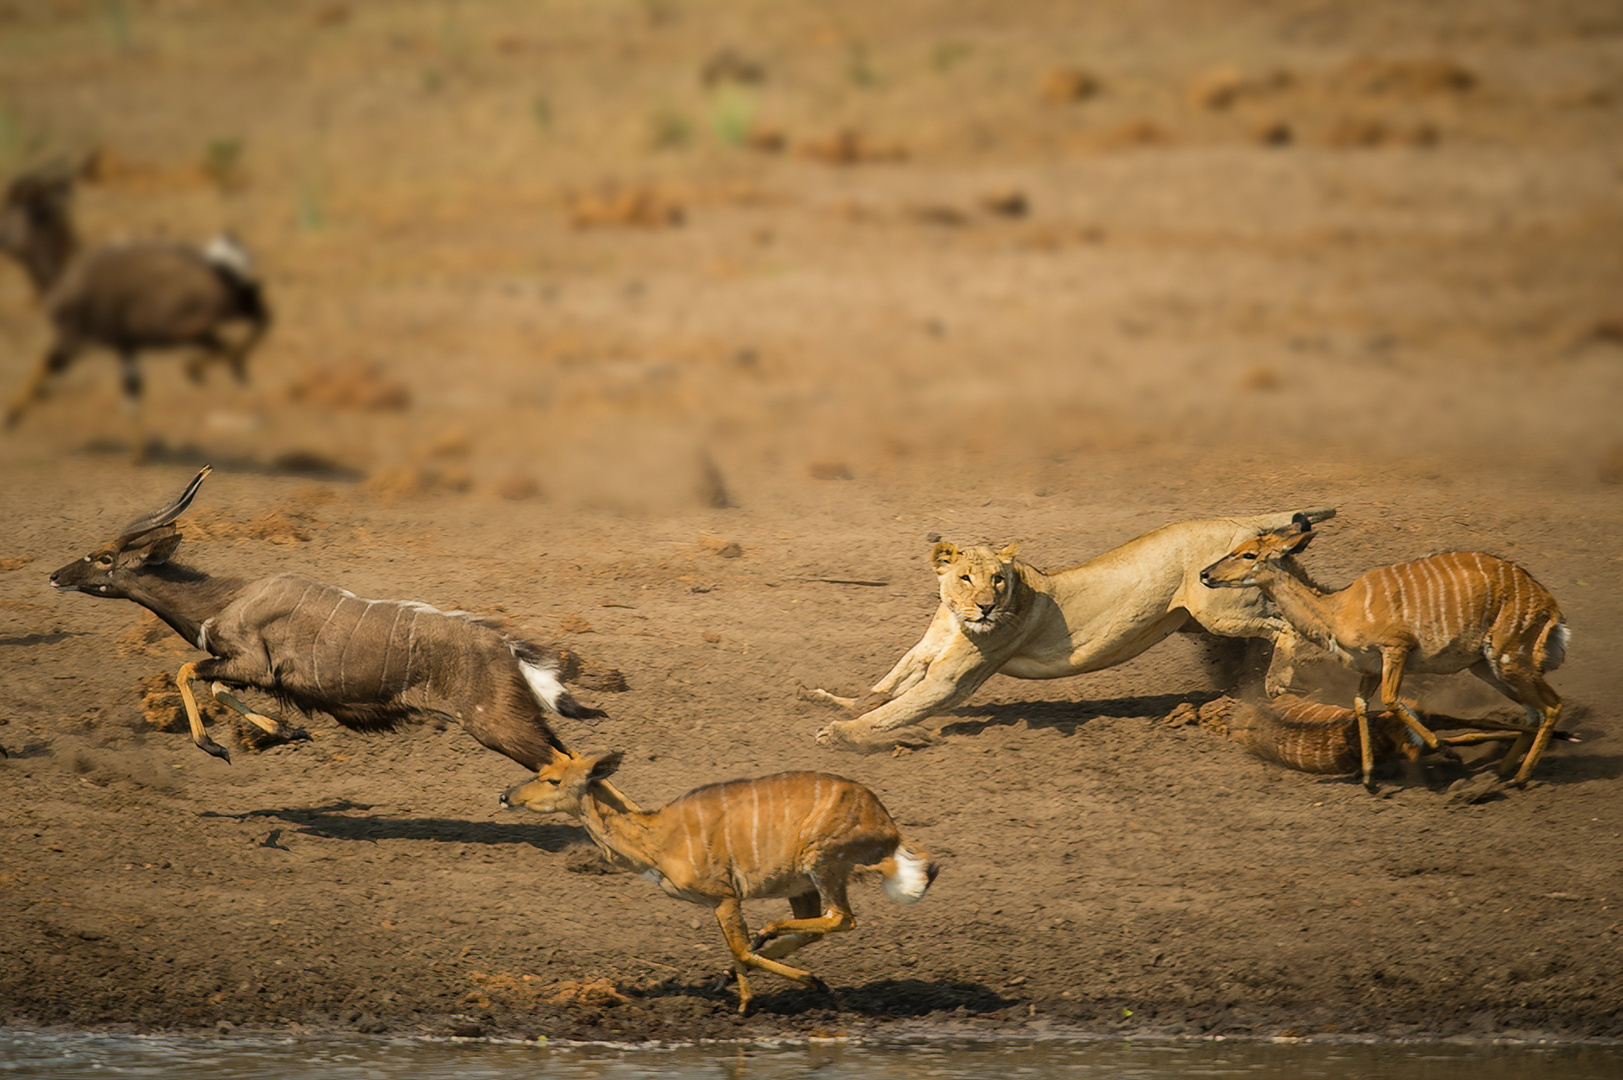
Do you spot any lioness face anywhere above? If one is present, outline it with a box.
[932,541,1021,633]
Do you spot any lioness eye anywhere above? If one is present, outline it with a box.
[960,575,972,583]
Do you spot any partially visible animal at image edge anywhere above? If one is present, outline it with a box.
[1191,693,1576,777]
[806,507,1337,751]
[502,750,937,1013]
[1200,513,1568,790]
[49,466,606,771]
[0,158,270,434]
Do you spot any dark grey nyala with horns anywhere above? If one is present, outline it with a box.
[1,158,270,431]
[49,466,606,767]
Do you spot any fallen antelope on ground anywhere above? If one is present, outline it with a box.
[1199,693,1578,777]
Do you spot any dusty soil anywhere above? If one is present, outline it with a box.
[2,0,1621,1045]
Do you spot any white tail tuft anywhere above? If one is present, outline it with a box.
[882,845,934,904]
[202,233,254,280]
[517,657,567,713]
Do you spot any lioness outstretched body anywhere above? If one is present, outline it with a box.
[808,509,1335,751]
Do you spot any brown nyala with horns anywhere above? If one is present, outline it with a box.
[49,466,607,768]
[501,751,938,1013]
[1199,514,1568,790]
[1201,693,1577,777]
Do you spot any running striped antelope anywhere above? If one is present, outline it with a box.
[501,751,938,1013]
[49,466,608,769]
[1199,514,1569,790]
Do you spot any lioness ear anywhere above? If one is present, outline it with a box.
[997,542,1020,561]
[931,542,960,572]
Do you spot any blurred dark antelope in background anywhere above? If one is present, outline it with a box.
[0,158,270,438]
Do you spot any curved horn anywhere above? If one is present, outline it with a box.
[116,465,212,544]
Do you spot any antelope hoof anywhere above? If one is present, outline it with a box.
[196,736,232,763]
[803,974,831,996]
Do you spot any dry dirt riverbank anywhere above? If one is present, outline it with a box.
[1,0,1620,1044]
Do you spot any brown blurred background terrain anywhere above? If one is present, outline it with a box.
[0,0,1620,1043]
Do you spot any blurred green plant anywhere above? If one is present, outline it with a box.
[297,175,326,232]
[202,137,244,193]
[532,96,553,131]
[710,88,755,147]
[846,43,876,87]
[932,41,971,73]
[0,104,22,162]
[649,108,691,150]
[99,0,131,51]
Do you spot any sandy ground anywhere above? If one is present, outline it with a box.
[1,0,1621,1043]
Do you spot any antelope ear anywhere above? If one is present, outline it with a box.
[138,531,183,565]
[997,541,1021,561]
[588,751,624,781]
[931,542,960,572]
[1290,511,1315,532]
[1285,529,1315,554]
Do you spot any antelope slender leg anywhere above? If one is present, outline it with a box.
[751,893,827,962]
[226,320,266,382]
[1439,731,1526,747]
[1376,648,1439,751]
[209,682,306,741]
[714,897,826,1015]
[714,897,758,1013]
[1354,704,1375,792]
[1507,703,1563,787]
[174,662,231,762]
[1391,701,1442,751]
[751,905,855,945]
[3,342,75,430]
[754,873,856,949]
[1354,676,1378,792]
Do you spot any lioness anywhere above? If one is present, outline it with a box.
[807,509,1335,751]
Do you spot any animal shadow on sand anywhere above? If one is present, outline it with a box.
[939,691,1220,740]
[198,800,581,851]
[81,437,363,480]
[0,631,79,648]
[640,975,1015,1018]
